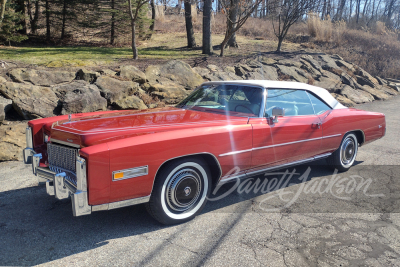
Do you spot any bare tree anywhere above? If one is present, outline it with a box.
[219,0,262,56]
[203,0,213,54]
[128,0,149,59]
[27,0,39,34]
[269,0,315,52]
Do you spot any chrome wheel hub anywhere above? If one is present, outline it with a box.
[341,137,356,166]
[166,168,202,212]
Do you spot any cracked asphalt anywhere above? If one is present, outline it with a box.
[0,95,399,267]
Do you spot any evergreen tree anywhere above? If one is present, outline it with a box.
[0,2,28,45]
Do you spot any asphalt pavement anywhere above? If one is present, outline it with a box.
[0,96,399,267]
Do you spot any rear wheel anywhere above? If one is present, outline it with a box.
[146,157,211,225]
[327,133,358,172]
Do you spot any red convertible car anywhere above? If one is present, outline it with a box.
[23,80,386,224]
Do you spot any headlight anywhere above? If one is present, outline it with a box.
[44,134,49,143]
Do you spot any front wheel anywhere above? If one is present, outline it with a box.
[146,157,211,225]
[326,133,358,172]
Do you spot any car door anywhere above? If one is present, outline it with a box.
[250,89,323,170]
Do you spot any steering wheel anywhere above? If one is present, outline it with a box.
[235,105,254,114]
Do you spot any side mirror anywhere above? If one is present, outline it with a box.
[272,107,285,123]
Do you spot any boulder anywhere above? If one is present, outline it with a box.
[207,65,220,72]
[276,59,302,68]
[301,55,323,73]
[206,71,242,81]
[0,82,58,119]
[52,80,107,114]
[336,60,356,72]
[340,73,358,88]
[375,76,387,85]
[97,69,117,76]
[356,75,376,88]
[276,65,308,83]
[193,67,211,78]
[114,95,148,110]
[95,76,141,104]
[355,68,379,87]
[340,85,374,104]
[300,59,322,77]
[314,77,342,92]
[76,69,101,83]
[0,96,12,123]
[145,60,203,90]
[147,82,190,104]
[319,54,340,70]
[246,60,263,68]
[360,85,390,100]
[257,65,279,80]
[331,93,355,107]
[234,65,248,77]
[245,72,267,80]
[388,83,400,92]
[331,54,344,60]
[0,122,27,161]
[8,68,76,87]
[260,57,277,66]
[379,85,398,95]
[120,65,147,83]
[224,66,236,73]
[321,70,341,81]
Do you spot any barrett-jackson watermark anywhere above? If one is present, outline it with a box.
[207,166,385,212]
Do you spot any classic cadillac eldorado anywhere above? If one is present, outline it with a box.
[23,80,386,224]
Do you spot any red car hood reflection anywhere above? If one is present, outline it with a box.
[49,107,247,147]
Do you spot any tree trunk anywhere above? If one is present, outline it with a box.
[46,0,50,42]
[226,0,238,48]
[184,0,196,47]
[15,0,27,34]
[61,0,67,39]
[131,21,138,59]
[28,0,39,34]
[145,0,155,40]
[0,0,6,28]
[276,36,283,52]
[110,0,115,44]
[202,0,213,54]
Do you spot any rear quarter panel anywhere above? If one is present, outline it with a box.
[320,108,385,152]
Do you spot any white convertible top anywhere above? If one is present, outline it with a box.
[202,80,347,110]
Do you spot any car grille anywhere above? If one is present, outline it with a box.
[47,143,78,186]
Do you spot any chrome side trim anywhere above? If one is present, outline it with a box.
[112,165,149,181]
[219,134,342,157]
[219,148,253,157]
[151,152,223,195]
[218,152,332,185]
[91,195,151,212]
[51,139,81,148]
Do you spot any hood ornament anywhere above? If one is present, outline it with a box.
[68,114,72,122]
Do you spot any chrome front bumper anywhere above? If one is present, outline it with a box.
[23,127,150,216]
[23,127,91,217]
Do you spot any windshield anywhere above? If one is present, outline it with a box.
[176,84,263,117]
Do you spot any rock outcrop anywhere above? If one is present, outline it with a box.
[120,65,147,83]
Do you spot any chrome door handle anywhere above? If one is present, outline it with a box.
[313,122,322,129]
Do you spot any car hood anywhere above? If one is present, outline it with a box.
[49,107,247,147]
